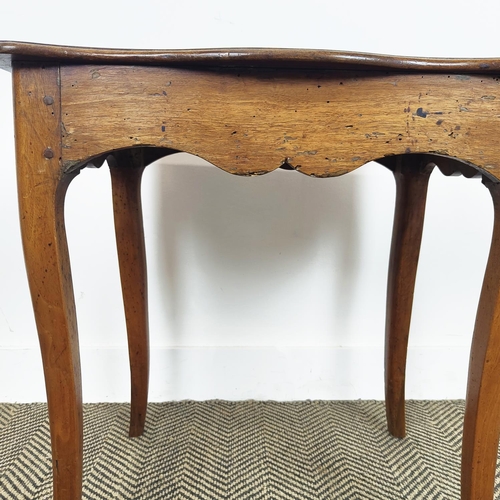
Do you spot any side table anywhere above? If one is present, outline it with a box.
[1,41,500,500]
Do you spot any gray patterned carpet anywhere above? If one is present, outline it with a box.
[0,400,493,499]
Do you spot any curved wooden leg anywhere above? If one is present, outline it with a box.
[14,65,83,499]
[462,179,500,500]
[385,156,434,438]
[109,151,149,437]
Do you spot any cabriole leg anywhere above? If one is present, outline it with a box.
[14,64,83,499]
[108,150,149,437]
[385,156,434,438]
[462,179,500,500]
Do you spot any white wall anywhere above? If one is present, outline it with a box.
[0,0,497,402]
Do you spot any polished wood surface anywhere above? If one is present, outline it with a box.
[383,155,434,438]
[109,150,149,438]
[59,65,500,178]
[107,148,173,437]
[13,64,83,499]
[462,179,500,499]
[2,42,500,500]
[2,41,500,72]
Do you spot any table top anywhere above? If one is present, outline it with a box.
[1,41,500,73]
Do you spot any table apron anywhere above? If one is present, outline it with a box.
[58,65,500,180]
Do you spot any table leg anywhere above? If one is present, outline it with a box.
[14,65,83,499]
[385,156,434,438]
[462,179,500,500]
[109,151,149,437]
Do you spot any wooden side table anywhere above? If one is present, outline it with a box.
[1,41,500,500]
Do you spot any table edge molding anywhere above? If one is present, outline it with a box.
[1,41,500,73]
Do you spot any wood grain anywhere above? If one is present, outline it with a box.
[462,179,500,500]
[13,64,83,500]
[4,44,500,500]
[60,65,500,179]
[108,149,149,438]
[3,41,500,73]
[383,155,434,438]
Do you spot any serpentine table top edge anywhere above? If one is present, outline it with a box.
[1,41,499,73]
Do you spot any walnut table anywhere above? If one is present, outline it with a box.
[1,41,500,500]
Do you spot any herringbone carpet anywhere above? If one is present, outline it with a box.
[0,400,495,499]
